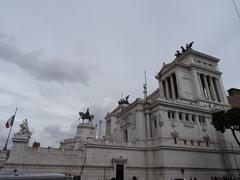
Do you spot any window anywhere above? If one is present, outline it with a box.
[174,137,177,144]
[168,111,171,118]
[154,119,157,128]
[197,141,201,146]
[184,140,187,145]
[199,116,206,124]
[206,140,209,147]
[192,114,196,122]
[124,130,128,142]
[168,111,176,119]
[179,112,182,120]
[191,140,194,146]
[185,113,189,121]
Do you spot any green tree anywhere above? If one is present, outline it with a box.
[212,107,240,147]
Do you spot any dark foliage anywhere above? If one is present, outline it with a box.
[212,107,240,146]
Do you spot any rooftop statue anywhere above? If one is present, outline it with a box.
[175,42,194,58]
[118,95,130,105]
[79,108,94,124]
[15,119,32,139]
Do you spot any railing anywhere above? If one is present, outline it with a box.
[26,147,83,154]
[86,138,143,147]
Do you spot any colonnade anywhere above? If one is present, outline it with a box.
[199,73,223,102]
[162,73,178,99]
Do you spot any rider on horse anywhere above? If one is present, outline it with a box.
[79,108,94,124]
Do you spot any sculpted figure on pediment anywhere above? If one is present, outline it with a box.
[15,119,32,139]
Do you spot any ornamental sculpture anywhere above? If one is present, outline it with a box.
[15,119,32,139]
[79,108,94,124]
[175,42,194,58]
[118,95,130,105]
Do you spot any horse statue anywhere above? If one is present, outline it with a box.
[79,108,94,124]
[118,95,130,105]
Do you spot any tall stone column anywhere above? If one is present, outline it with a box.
[165,78,170,99]
[192,71,203,99]
[214,78,223,102]
[203,74,211,100]
[175,70,183,99]
[209,76,217,101]
[170,75,176,99]
[218,78,228,103]
[159,80,164,98]
[182,113,186,121]
[198,73,204,98]
[145,111,151,139]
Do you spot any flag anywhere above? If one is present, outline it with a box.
[5,115,15,128]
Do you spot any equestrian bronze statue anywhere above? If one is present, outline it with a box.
[79,108,94,124]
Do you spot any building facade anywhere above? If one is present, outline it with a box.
[2,47,240,180]
[227,88,240,108]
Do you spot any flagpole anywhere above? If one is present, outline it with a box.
[3,108,18,151]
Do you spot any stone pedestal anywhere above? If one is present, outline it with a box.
[7,136,29,164]
[75,123,96,141]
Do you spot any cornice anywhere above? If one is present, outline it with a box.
[156,48,220,78]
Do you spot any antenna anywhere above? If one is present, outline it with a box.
[144,71,147,86]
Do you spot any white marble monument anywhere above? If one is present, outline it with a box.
[3,45,240,180]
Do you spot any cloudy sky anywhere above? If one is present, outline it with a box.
[0,0,239,148]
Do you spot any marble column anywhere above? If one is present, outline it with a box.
[198,73,205,98]
[165,78,170,99]
[203,74,211,100]
[145,112,151,139]
[214,78,223,102]
[170,75,176,99]
[218,78,228,103]
[192,71,202,99]
[209,76,217,101]
[159,80,164,98]
[182,113,186,121]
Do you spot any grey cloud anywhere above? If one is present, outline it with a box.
[0,33,96,84]
[43,124,74,145]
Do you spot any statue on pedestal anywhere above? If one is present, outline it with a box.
[79,108,94,124]
[15,119,32,139]
[118,95,130,105]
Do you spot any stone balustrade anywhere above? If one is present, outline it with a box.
[86,138,143,147]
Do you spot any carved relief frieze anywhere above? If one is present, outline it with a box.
[203,135,210,141]
[120,117,131,129]
[158,114,164,127]
[151,112,164,127]
[170,120,176,128]
[112,156,128,164]
[171,130,178,138]
[183,122,194,128]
